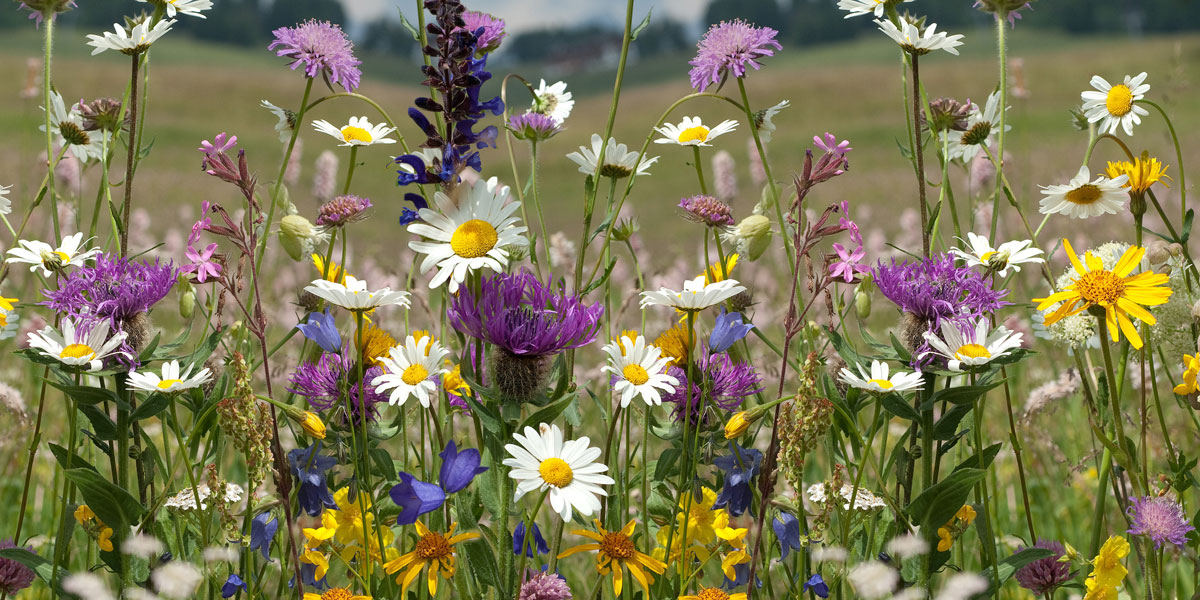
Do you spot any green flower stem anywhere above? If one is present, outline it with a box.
[530,141,553,273]
[1094,315,1145,497]
[908,52,930,257]
[42,16,59,244]
[736,77,794,271]
[1136,99,1186,223]
[691,146,708,195]
[990,12,1008,242]
[256,77,314,272]
[48,395,78,592]
[940,132,962,241]
[499,75,541,278]
[515,489,550,585]
[342,145,359,195]
[664,311,697,590]
[119,51,143,257]
[971,393,1001,589]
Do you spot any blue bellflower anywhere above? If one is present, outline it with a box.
[295,308,341,354]
[221,574,247,598]
[513,521,549,558]
[713,443,763,516]
[287,443,338,516]
[390,472,446,525]
[438,440,488,494]
[773,512,804,561]
[803,574,830,598]
[249,511,278,560]
[709,308,755,354]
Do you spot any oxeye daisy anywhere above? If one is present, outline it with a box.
[566,134,659,179]
[86,18,175,55]
[641,276,746,313]
[381,521,479,597]
[601,335,679,408]
[531,80,574,124]
[371,335,450,408]
[875,19,964,55]
[755,99,790,143]
[837,360,923,393]
[27,317,128,371]
[655,116,738,147]
[6,232,100,277]
[303,276,411,311]
[503,424,615,521]
[1034,239,1171,349]
[1105,155,1171,195]
[557,519,667,595]
[921,318,1023,371]
[407,177,527,293]
[127,360,212,393]
[1081,73,1150,136]
[1038,166,1129,219]
[313,116,396,147]
[838,0,913,18]
[949,232,1044,276]
[137,0,212,18]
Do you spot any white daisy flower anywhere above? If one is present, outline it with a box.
[27,317,128,371]
[0,184,11,216]
[0,308,18,340]
[313,116,397,147]
[137,0,212,18]
[371,335,451,408]
[654,116,738,147]
[1081,72,1150,136]
[303,276,411,311]
[921,318,1023,371]
[1038,166,1129,219]
[875,19,963,56]
[87,19,176,56]
[949,232,1044,276]
[41,92,105,163]
[407,176,528,293]
[756,100,790,144]
[566,134,658,179]
[260,100,292,143]
[837,360,923,393]
[640,276,746,312]
[7,232,101,277]
[942,91,1008,164]
[127,360,212,394]
[838,0,913,18]
[600,335,679,408]
[502,423,615,521]
[395,148,444,176]
[532,79,574,124]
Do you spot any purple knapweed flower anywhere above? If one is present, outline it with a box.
[0,539,35,595]
[679,195,734,227]
[1127,495,1195,549]
[288,349,385,423]
[507,111,562,141]
[17,0,76,27]
[269,20,362,92]
[42,253,177,325]
[447,270,603,357]
[1013,539,1071,596]
[390,472,445,525]
[518,570,572,600]
[688,19,781,92]
[458,10,507,55]
[438,440,487,494]
[665,349,762,422]
[316,195,371,227]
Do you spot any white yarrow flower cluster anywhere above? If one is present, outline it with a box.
[806,482,887,511]
[164,483,245,511]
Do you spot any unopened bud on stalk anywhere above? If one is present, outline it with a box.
[279,214,326,262]
[179,288,195,319]
[286,407,326,439]
[854,287,872,320]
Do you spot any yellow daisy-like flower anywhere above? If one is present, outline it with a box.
[677,487,721,545]
[713,510,748,548]
[616,329,641,355]
[558,519,667,596]
[357,323,398,367]
[0,294,18,312]
[383,521,479,597]
[1106,155,1170,194]
[331,487,371,545]
[340,526,398,574]
[681,588,748,600]
[654,325,693,369]
[701,253,739,284]
[300,548,330,583]
[303,588,371,600]
[303,510,338,548]
[1084,535,1129,600]
[443,362,472,400]
[720,549,751,582]
[312,253,351,284]
[1174,354,1199,396]
[1033,239,1171,349]
[653,525,711,572]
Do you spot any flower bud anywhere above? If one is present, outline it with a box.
[279,214,325,262]
[727,214,772,261]
[724,411,752,439]
[179,289,195,319]
[854,287,872,320]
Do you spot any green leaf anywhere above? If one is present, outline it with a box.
[131,392,172,421]
[654,448,681,481]
[581,259,617,295]
[629,8,653,41]
[0,548,66,591]
[879,393,921,421]
[49,443,98,472]
[827,328,865,368]
[462,537,501,593]
[49,382,127,407]
[953,442,1002,473]
[932,404,973,440]
[397,7,421,41]
[1182,208,1194,243]
[466,396,503,434]
[477,464,503,520]
[520,393,577,433]
[78,404,118,440]
[64,468,145,532]
[906,468,985,532]
[137,332,162,364]
[922,381,1002,409]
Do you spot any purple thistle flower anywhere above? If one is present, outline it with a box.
[688,19,781,92]
[1013,540,1071,595]
[664,349,762,422]
[447,270,603,357]
[519,570,573,600]
[1127,495,1195,549]
[0,539,35,595]
[458,10,507,55]
[316,195,372,227]
[507,111,562,141]
[288,349,385,423]
[679,195,735,227]
[269,20,362,92]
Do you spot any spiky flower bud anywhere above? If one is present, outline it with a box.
[78,97,123,132]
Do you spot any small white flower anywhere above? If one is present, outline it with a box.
[838,0,913,18]
[395,148,444,176]
[27,318,128,371]
[137,0,213,18]
[6,232,100,277]
[63,572,115,600]
[811,545,848,563]
[1081,72,1150,136]
[923,318,1023,371]
[566,134,658,179]
[1038,166,1129,219]
[806,482,887,511]
[502,423,615,521]
[942,91,1009,164]
[934,572,989,600]
[41,92,106,163]
[756,100,790,144]
[885,533,930,559]
[127,360,212,394]
[949,232,1044,276]
[875,19,964,56]
[372,335,451,408]
[600,335,679,408]
[640,276,746,312]
[532,79,574,124]
[87,19,176,56]
[121,533,165,559]
[838,360,923,393]
[151,561,203,599]
[848,560,899,599]
[0,184,12,216]
[655,116,738,147]
[164,483,244,511]
[304,276,411,311]
[261,100,292,143]
[313,116,397,147]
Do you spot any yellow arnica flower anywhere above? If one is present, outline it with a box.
[1033,239,1171,349]
[0,294,18,312]
[312,253,351,284]
[720,550,751,582]
[1084,535,1129,600]
[558,519,667,596]
[303,588,371,600]
[1174,354,1199,396]
[303,510,338,549]
[383,521,479,597]
[681,587,748,600]
[331,487,371,545]
[655,325,693,368]
[701,253,739,284]
[1106,155,1170,194]
[443,362,471,399]
[357,323,398,367]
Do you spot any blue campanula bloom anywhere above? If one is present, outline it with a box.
[709,308,755,353]
[221,574,247,598]
[773,511,804,561]
[249,511,278,560]
[287,443,338,516]
[438,440,488,494]
[803,574,830,598]
[390,472,445,525]
[713,443,763,516]
[512,521,549,557]
[295,308,341,354]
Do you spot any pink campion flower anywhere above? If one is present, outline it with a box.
[181,243,221,283]
[829,242,868,283]
[188,202,214,246]
[814,132,852,156]
[199,132,237,156]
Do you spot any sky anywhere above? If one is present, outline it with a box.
[338,0,706,33]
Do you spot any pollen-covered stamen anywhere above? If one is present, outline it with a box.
[1075,269,1126,305]
[401,364,429,386]
[677,126,711,144]
[341,125,373,144]
[319,589,355,600]
[450,219,499,258]
[415,531,452,559]
[955,344,991,359]
[1106,84,1134,116]
[60,343,96,360]
[698,588,732,600]
[1065,184,1102,205]
[622,364,650,386]
[599,531,636,559]
[538,457,574,487]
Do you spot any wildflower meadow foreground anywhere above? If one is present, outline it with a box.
[1,0,1199,599]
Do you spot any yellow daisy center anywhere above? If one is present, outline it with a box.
[622,364,650,386]
[1076,269,1126,305]
[1065,184,1102,205]
[677,126,711,144]
[599,531,636,559]
[341,126,373,144]
[401,364,429,386]
[321,589,355,600]
[450,219,499,258]
[867,379,894,389]
[60,343,96,360]
[156,379,183,390]
[538,457,574,488]
[0,313,8,327]
[979,251,996,262]
[415,531,451,559]
[698,588,731,600]
[1105,84,1134,116]
[955,344,991,359]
